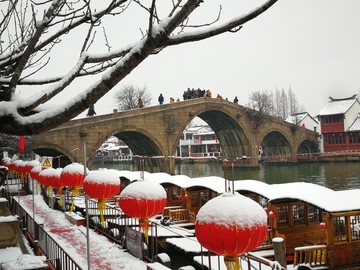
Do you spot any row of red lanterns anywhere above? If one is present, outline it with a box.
[2,158,269,270]
[2,158,168,242]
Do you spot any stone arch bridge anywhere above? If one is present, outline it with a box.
[32,98,319,174]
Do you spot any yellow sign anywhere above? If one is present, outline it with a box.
[41,157,53,167]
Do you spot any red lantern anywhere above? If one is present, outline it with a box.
[47,168,63,192]
[61,163,89,213]
[30,165,43,182]
[268,210,275,218]
[39,167,57,189]
[195,193,268,270]
[83,170,120,226]
[118,180,167,243]
[6,159,16,176]
[61,162,88,192]
[49,168,64,206]
[24,160,41,175]
[13,159,26,179]
[320,222,327,230]
[1,157,10,166]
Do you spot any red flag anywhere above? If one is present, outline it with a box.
[18,136,26,154]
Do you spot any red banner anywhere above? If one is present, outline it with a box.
[18,136,26,154]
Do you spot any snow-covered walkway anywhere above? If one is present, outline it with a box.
[17,195,147,270]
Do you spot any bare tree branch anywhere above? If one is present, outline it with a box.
[0,0,279,135]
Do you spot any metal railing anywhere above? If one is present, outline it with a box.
[11,198,82,270]
[7,190,289,270]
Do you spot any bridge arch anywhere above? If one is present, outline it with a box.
[297,139,319,154]
[93,127,167,173]
[32,143,74,168]
[196,110,251,159]
[260,130,292,158]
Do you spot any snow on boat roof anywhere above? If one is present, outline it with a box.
[106,170,148,181]
[232,180,334,202]
[183,176,228,193]
[298,189,360,213]
[267,182,334,201]
[144,172,172,182]
[154,174,193,187]
[233,179,271,197]
[89,170,358,213]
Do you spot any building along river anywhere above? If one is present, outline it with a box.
[93,161,360,191]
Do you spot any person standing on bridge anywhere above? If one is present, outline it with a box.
[138,98,144,108]
[87,105,96,116]
[158,93,164,105]
[233,96,239,104]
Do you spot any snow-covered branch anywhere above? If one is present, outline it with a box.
[0,0,278,135]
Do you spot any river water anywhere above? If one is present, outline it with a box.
[93,161,360,191]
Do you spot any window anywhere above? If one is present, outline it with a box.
[350,214,360,241]
[276,205,289,226]
[191,193,200,208]
[171,187,179,201]
[308,204,320,223]
[333,216,347,242]
[200,191,209,206]
[292,203,305,225]
[324,133,346,145]
[349,133,360,144]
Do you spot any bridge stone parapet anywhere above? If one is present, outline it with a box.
[32,98,319,174]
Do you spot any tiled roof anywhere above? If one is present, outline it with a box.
[318,98,357,116]
[285,112,307,124]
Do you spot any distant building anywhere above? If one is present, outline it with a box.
[317,95,360,153]
[176,124,222,160]
[95,122,221,163]
[95,136,133,163]
[285,112,319,132]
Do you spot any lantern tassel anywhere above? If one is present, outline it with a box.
[56,188,63,207]
[140,218,150,245]
[69,186,80,214]
[224,256,241,270]
[70,198,75,214]
[98,199,106,228]
[72,186,80,196]
[47,186,53,198]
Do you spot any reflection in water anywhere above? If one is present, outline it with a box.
[93,161,360,191]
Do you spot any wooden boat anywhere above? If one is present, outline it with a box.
[71,170,360,269]
[231,181,360,269]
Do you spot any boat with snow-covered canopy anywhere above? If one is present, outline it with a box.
[232,181,360,269]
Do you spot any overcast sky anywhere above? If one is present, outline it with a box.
[29,0,360,119]
[85,0,359,118]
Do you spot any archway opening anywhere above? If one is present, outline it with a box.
[261,131,291,159]
[298,140,319,154]
[32,148,72,168]
[196,112,250,160]
[113,131,164,173]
